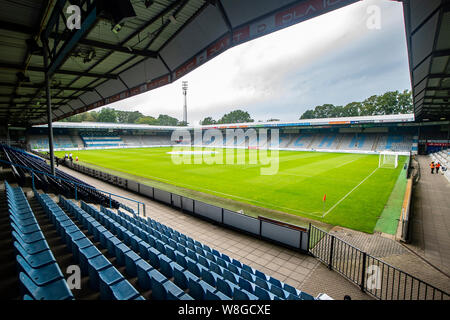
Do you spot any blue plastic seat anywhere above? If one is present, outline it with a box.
[287,293,301,300]
[106,236,121,257]
[110,279,141,300]
[216,278,235,298]
[233,287,258,300]
[255,276,269,290]
[137,241,151,260]
[268,276,282,288]
[124,250,142,277]
[159,254,175,278]
[283,283,300,296]
[114,243,131,266]
[300,291,315,300]
[222,269,239,284]
[165,246,176,261]
[173,265,198,290]
[254,286,277,300]
[88,254,112,290]
[239,277,255,294]
[175,252,187,269]
[19,272,73,300]
[16,255,64,286]
[136,260,153,290]
[241,269,256,283]
[149,269,170,300]
[99,230,114,248]
[99,266,124,299]
[148,247,161,268]
[187,278,206,300]
[270,284,288,299]
[13,233,49,255]
[15,242,56,269]
[79,245,102,274]
[201,269,220,287]
[205,290,232,300]
[165,281,186,300]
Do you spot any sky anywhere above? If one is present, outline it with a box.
[105,0,412,126]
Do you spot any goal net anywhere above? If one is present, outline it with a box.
[379,152,398,168]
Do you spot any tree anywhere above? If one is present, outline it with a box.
[343,102,362,117]
[135,116,158,125]
[300,110,315,120]
[157,114,179,126]
[299,90,413,119]
[116,110,144,123]
[200,117,216,125]
[96,107,117,123]
[129,111,144,124]
[217,110,254,124]
[82,111,97,122]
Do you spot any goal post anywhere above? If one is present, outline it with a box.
[379,152,399,168]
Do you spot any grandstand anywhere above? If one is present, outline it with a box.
[28,114,416,155]
[0,0,449,305]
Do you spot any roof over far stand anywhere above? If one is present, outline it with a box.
[33,113,417,131]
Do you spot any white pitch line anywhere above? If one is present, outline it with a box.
[321,167,379,218]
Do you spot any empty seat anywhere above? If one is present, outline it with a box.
[19,272,73,300]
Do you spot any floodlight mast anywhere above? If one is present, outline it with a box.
[182,81,188,125]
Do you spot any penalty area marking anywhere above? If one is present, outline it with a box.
[321,167,379,218]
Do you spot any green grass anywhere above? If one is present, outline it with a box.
[56,148,407,233]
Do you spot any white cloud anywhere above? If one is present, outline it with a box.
[104,0,411,125]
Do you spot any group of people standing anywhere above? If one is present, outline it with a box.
[54,152,78,167]
[430,161,442,174]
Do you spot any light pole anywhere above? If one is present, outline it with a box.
[182,81,188,125]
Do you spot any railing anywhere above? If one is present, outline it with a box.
[308,225,449,300]
[0,158,146,216]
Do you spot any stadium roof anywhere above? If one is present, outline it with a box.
[0,1,447,127]
[0,0,361,127]
[34,113,415,131]
[403,0,450,121]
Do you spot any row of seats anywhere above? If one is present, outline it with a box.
[2,145,120,209]
[60,196,193,300]
[5,181,73,300]
[77,197,314,300]
[35,191,145,300]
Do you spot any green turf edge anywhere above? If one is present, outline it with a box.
[374,159,409,235]
[59,155,334,232]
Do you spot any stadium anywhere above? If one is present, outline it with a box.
[0,0,449,307]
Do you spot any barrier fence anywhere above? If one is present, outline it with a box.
[308,225,449,300]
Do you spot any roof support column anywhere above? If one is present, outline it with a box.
[43,45,55,175]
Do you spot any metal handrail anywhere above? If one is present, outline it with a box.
[308,225,449,300]
[0,158,146,216]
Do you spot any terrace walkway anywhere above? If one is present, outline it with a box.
[407,155,450,276]
[56,165,371,300]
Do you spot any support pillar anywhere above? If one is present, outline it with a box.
[43,46,55,175]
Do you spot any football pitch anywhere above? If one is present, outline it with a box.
[56,148,407,233]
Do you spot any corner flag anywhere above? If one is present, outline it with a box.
[323,194,326,202]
